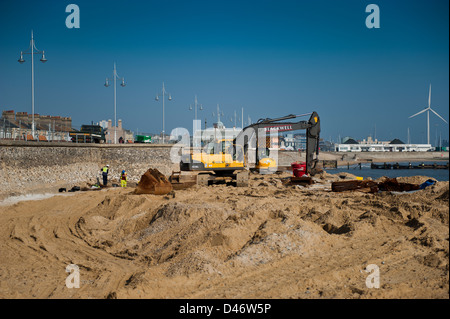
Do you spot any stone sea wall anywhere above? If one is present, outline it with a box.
[0,143,178,196]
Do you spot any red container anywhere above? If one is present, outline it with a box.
[291,162,306,177]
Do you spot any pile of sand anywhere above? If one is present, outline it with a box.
[0,171,448,299]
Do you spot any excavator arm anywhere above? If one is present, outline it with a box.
[234,111,321,175]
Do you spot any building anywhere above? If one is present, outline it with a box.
[98,119,134,144]
[151,133,171,144]
[335,136,432,152]
[281,133,308,150]
[281,134,297,150]
[0,110,72,141]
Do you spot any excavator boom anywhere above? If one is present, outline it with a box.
[234,111,321,175]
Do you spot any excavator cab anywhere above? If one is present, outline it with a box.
[254,137,277,173]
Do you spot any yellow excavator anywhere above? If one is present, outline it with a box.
[175,111,321,187]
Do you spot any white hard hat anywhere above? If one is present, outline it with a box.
[106,164,110,167]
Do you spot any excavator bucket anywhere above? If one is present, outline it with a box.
[135,168,173,195]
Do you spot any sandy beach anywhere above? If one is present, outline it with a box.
[2,0,449,305]
[0,169,447,299]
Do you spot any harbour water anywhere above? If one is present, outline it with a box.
[328,161,449,182]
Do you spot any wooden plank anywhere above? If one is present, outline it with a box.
[331,180,378,193]
[287,176,314,186]
[331,178,420,193]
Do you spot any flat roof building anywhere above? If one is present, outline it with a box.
[335,137,432,152]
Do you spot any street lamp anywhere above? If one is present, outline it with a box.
[104,62,126,144]
[189,95,203,121]
[212,104,224,124]
[230,110,238,127]
[189,95,204,147]
[230,108,245,128]
[155,82,172,144]
[18,30,47,139]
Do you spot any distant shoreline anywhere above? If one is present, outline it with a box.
[336,158,449,167]
[335,156,449,167]
[278,150,449,167]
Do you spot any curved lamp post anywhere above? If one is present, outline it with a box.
[189,94,203,121]
[18,30,47,140]
[155,82,172,144]
[104,63,126,144]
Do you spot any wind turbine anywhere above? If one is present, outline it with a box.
[409,84,448,145]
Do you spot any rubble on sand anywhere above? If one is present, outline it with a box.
[331,177,423,193]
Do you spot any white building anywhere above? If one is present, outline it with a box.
[335,143,432,152]
[335,137,432,152]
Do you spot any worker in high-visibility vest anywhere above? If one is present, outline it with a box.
[101,165,109,186]
[120,170,128,188]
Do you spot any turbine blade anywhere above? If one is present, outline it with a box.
[428,84,432,107]
[409,108,427,118]
[430,108,448,124]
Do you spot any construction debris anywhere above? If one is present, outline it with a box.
[135,168,173,195]
[331,180,379,193]
[377,178,420,192]
[59,186,82,192]
[331,178,421,193]
[284,176,314,186]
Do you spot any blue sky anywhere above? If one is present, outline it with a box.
[0,0,448,144]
